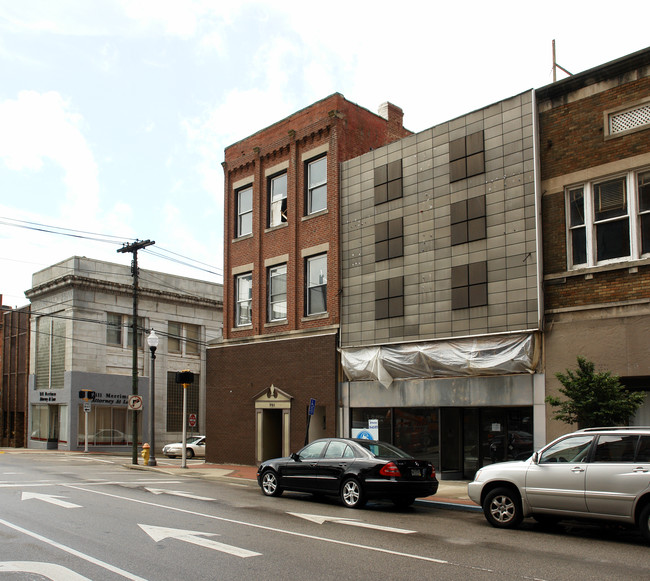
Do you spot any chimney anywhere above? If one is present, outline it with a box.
[378,102,405,137]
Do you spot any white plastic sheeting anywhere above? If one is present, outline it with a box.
[340,333,539,387]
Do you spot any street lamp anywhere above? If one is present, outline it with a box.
[147,329,159,466]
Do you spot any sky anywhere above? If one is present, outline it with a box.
[1,0,649,308]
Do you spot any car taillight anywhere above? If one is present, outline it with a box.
[379,462,402,477]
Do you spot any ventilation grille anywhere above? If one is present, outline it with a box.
[610,104,650,134]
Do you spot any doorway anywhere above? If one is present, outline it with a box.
[47,405,60,449]
[254,385,292,464]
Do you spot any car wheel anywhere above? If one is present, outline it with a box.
[639,503,650,543]
[392,496,415,508]
[340,478,367,508]
[483,487,523,529]
[186,448,194,459]
[261,470,283,497]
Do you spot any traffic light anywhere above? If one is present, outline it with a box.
[175,370,194,385]
[79,389,96,401]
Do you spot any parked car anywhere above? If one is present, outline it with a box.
[257,437,438,508]
[468,427,650,542]
[162,435,206,459]
[88,429,127,445]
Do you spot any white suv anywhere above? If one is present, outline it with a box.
[468,427,650,541]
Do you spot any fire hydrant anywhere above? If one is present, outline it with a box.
[141,442,150,464]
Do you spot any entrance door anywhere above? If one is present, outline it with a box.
[440,408,462,479]
[261,409,282,461]
[47,405,59,449]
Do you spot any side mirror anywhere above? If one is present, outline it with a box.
[291,452,300,462]
[532,451,539,464]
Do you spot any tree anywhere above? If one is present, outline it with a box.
[546,356,646,428]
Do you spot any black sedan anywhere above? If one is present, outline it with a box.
[256,438,438,508]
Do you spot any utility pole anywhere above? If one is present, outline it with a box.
[117,239,155,464]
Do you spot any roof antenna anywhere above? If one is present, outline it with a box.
[552,39,573,82]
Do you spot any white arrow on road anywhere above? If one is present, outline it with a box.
[21,492,81,509]
[0,561,90,580]
[144,487,216,501]
[288,512,416,534]
[139,524,261,558]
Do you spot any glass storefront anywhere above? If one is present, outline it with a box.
[77,405,142,447]
[351,406,533,480]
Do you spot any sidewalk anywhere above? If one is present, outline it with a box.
[127,460,481,512]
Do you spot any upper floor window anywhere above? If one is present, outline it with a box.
[235,273,253,327]
[268,264,287,322]
[236,186,252,237]
[449,130,485,182]
[168,322,200,356]
[306,254,327,315]
[374,160,403,205]
[450,196,486,245]
[107,313,143,349]
[269,173,288,227]
[36,315,65,390]
[567,168,650,268]
[451,262,487,310]
[606,100,650,138]
[307,156,327,214]
[375,218,403,261]
[375,276,404,319]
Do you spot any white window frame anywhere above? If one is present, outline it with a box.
[235,273,253,327]
[307,156,327,215]
[168,322,200,356]
[306,254,327,316]
[566,167,650,269]
[268,264,287,322]
[107,313,143,349]
[236,186,253,237]
[269,173,288,227]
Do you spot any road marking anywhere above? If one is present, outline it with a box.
[139,524,261,558]
[0,518,148,581]
[22,492,82,509]
[288,512,416,534]
[0,479,182,488]
[144,487,216,501]
[0,561,90,580]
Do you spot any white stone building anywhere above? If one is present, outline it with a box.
[26,256,222,453]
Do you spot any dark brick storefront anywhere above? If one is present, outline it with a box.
[206,331,337,465]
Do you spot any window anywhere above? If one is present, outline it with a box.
[450,196,486,245]
[375,218,403,261]
[36,316,65,390]
[107,314,143,349]
[607,101,650,137]
[306,254,327,315]
[168,322,200,356]
[374,160,403,205]
[593,435,638,462]
[166,371,199,432]
[451,262,487,310]
[268,264,287,322]
[307,156,327,214]
[449,130,485,182]
[236,186,252,237]
[269,173,287,227]
[375,277,404,319]
[566,169,650,268]
[235,273,252,327]
[539,435,594,463]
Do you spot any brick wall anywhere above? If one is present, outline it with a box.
[205,333,337,465]
[221,93,411,340]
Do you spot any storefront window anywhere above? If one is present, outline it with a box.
[77,405,140,446]
[351,408,392,442]
[394,408,439,463]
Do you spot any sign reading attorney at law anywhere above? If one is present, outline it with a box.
[352,418,379,440]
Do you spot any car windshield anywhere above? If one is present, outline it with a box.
[355,440,412,459]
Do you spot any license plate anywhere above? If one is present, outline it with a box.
[411,468,421,477]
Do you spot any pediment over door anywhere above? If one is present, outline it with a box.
[254,384,293,409]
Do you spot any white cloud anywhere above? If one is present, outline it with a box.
[0,90,99,218]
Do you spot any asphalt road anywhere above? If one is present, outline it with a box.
[0,450,649,580]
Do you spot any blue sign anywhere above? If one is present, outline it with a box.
[308,398,316,416]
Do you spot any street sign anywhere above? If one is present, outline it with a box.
[83,402,91,413]
[188,413,197,427]
[308,398,316,416]
[128,395,143,411]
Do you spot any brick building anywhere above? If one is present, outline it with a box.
[206,94,411,465]
[539,47,650,441]
[0,300,30,447]
[339,91,544,479]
